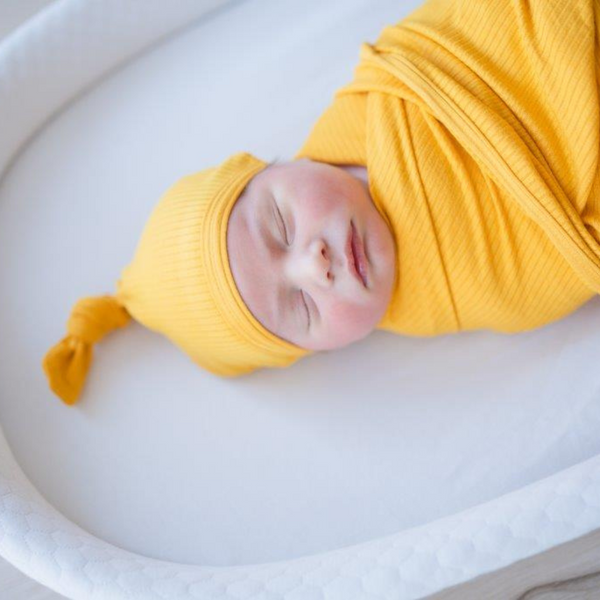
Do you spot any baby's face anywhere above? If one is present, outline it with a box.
[226,158,396,351]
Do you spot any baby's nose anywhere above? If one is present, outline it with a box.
[286,238,334,289]
[310,239,333,285]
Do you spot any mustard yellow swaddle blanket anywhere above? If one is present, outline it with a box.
[42,0,600,406]
[296,0,600,336]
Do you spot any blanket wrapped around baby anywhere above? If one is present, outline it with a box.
[296,0,600,336]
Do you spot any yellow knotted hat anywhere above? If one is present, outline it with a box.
[43,152,312,406]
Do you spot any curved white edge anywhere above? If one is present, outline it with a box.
[1,1,600,598]
[0,0,234,184]
[1,416,599,600]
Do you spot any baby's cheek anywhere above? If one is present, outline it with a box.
[325,298,375,345]
[303,195,338,224]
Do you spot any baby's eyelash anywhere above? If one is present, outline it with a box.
[272,201,289,246]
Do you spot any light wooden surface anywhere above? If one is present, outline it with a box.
[426,527,600,599]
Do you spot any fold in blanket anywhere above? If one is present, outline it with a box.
[295,0,600,336]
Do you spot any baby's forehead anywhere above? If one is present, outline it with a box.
[234,162,279,208]
[233,157,324,222]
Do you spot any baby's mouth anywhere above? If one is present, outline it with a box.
[345,220,368,287]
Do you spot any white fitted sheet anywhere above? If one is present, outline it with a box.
[1,0,600,570]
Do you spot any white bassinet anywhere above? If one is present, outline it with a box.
[1,1,600,599]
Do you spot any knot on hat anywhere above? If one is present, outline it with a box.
[42,295,131,406]
[67,296,131,344]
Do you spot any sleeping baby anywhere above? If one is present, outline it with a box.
[43,0,600,405]
[226,158,397,353]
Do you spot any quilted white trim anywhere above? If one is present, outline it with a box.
[1,2,599,599]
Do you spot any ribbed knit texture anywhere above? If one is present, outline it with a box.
[115,152,311,376]
[44,152,312,405]
[42,296,131,405]
[295,0,599,336]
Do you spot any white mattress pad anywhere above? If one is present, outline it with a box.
[0,0,599,577]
